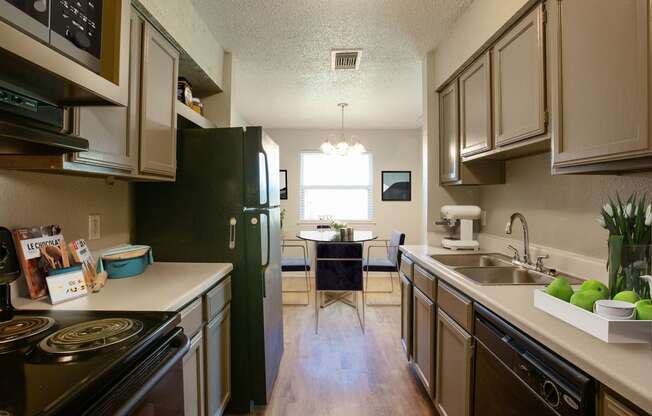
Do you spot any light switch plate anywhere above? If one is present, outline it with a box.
[88,215,101,240]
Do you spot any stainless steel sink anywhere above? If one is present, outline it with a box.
[430,253,512,267]
[454,266,583,286]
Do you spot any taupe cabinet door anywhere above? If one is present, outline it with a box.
[205,304,231,416]
[412,286,435,398]
[435,310,473,416]
[550,0,650,167]
[71,10,142,171]
[139,22,179,177]
[440,81,460,183]
[599,389,642,416]
[183,331,205,416]
[400,272,413,360]
[492,4,545,146]
[460,52,492,156]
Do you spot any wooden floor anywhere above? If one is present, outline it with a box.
[258,275,437,416]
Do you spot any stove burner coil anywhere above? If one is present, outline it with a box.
[39,318,143,354]
[0,316,55,344]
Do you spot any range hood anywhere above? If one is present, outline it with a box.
[0,84,89,154]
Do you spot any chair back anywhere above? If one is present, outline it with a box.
[387,230,406,268]
[315,243,363,291]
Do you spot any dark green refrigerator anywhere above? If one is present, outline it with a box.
[132,126,284,413]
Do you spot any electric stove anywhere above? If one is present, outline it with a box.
[0,308,188,416]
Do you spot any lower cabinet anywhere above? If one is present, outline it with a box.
[183,331,205,416]
[435,310,474,416]
[400,272,413,360]
[599,387,646,416]
[205,304,231,416]
[412,286,436,398]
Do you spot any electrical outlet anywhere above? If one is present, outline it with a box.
[481,210,487,227]
[88,215,101,240]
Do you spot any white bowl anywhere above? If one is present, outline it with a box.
[594,300,637,320]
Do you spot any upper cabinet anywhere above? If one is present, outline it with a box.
[138,22,179,177]
[550,0,652,173]
[460,52,492,156]
[0,0,131,105]
[492,4,546,147]
[440,81,460,183]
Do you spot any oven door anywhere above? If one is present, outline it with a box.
[84,328,190,416]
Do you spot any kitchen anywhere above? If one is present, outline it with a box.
[1,0,652,415]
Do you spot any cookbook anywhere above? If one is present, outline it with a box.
[12,225,66,299]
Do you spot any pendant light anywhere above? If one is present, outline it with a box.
[320,103,366,156]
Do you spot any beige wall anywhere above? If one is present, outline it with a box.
[0,170,130,253]
[480,153,652,259]
[267,129,424,244]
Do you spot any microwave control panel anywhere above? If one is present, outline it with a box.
[50,0,102,59]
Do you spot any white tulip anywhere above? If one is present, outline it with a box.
[625,203,633,218]
[603,204,613,217]
[597,216,606,228]
[646,204,651,219]
[646,211,652,226]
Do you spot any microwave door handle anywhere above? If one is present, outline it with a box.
[113,330,190,416]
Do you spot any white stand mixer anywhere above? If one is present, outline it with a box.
[437,205,481,250]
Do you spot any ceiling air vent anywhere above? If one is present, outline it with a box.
[331,50,361,70]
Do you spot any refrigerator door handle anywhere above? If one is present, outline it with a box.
[228,217,237,249]
[261,150,270,207]
[260,212,271,298]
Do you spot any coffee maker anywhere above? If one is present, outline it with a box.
[436,205,481,250]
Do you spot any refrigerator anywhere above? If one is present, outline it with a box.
[132,126,284,413]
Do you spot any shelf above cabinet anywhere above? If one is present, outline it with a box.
[176,102,217,129]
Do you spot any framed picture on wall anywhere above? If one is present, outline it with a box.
[280,169,288,200]
[381,171,411,201]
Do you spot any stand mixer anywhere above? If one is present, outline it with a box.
[436,205,481,250]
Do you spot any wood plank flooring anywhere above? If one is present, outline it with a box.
[258,275,437,416]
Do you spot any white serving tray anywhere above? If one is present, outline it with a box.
[533,289,652,343]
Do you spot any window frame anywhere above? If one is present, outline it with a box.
[299,151,374,222]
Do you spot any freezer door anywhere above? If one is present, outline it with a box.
[244,127,281,208]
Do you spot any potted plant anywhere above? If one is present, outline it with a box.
[599,193,652,299]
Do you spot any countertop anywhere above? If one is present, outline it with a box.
[15,262,233,312]
[400,245,652,414]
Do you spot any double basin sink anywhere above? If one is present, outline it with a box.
[429,253,582,286]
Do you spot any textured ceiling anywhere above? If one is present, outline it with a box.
[191,0,473,129]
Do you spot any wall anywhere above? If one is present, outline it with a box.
[267,129,424,244]
[480,153,652,259]
[1,170,131,297]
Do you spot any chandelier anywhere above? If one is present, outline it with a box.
[320,103,366,156]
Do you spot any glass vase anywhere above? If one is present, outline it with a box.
[608,236,651,299]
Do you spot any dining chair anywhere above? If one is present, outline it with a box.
[314,242,364,333]
[281,239,311,305]
[363,230,406,294]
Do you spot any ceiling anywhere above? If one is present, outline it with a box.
[191,0,473,129]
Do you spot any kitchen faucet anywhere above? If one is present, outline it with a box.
[505,212,555,275]
[505,212,531,265]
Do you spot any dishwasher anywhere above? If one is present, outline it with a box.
[473,303,594,416]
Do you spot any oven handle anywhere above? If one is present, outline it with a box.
[114,329,190,416]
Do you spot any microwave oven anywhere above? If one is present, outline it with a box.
[0,0,103,73]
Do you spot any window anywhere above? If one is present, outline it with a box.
[300,152,373,221]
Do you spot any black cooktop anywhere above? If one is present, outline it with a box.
[0,309,179,416]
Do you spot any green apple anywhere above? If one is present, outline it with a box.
[570,290,603,312]
[613,290,640,304]
[578,280,609,299]
[545,277,574,302]
[635,299,652,320]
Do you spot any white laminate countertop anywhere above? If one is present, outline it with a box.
[400,245,652,414]
[15,262,233,312]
